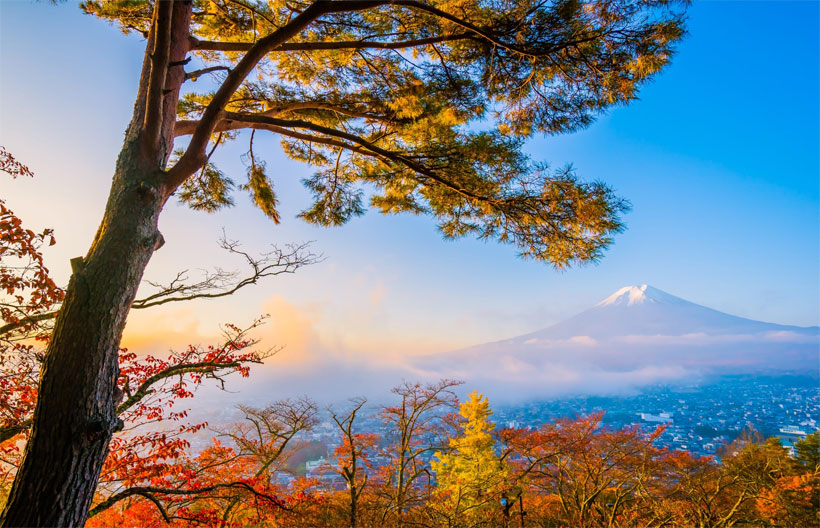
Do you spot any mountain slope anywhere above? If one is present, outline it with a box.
[526,285,816,339]
[413,285,819,397]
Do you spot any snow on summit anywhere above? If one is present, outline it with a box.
[596,285,686,307]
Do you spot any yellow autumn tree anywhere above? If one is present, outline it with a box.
[432,391,508,527]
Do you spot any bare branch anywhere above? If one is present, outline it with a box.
[0,237,319,337]
[88,481,290,518]
[131,235,320,309]
[185,65,232,81]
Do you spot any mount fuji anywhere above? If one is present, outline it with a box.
[413,285,819,398]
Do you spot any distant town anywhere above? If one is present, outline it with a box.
[186,374,819,489]
[495,374,819,459]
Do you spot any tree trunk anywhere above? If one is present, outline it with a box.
[0,152,167,527]
[1,2,192,525]
[350,487,358,528]
[396,461,405,527]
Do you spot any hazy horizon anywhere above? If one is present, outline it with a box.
[183,283,819,406]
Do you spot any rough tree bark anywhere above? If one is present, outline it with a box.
[0,2,193,526]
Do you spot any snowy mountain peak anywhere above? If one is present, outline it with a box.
[596,284,683,307]
[420,284,819,397]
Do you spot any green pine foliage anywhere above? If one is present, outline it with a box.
[82,0,687,267]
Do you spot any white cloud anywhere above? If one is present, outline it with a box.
[763,330,819,344]
[522,335,597,347]
[608,330,818,346]
[567,335,598,346]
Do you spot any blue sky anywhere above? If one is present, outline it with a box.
[1,1,818,364]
